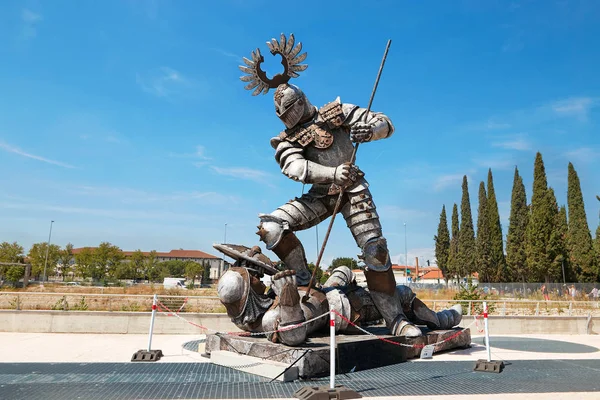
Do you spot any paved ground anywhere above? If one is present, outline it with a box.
[0,332,598,400]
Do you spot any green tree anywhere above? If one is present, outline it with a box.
[551,205,573,283]
[595,222,600,271]
[487,169,507,282]
[27,242,61,280]
[447,203,460,284]
[545,189,564,282]
[58,243,74,281]
[434,205,450,286]
[567,162,598,282]
[5,265,25,286]
[307,262,328,285]
[129,250,147,280]
[74,247,94,279]
[329,257,359,271]
[161,260,187,277]
[506,167,528,283]
[92,242,124,280]
[458,175,477,277]
[185,261,204,285]
[0,241,25,280]
[0,241,25,263]
[202,261,211,282]
[526,152,555,282]
[145,250,160,282]
[476,181,492,282]
[114,261,136,280]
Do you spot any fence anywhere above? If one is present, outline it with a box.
[0,292,224,313]
[474,282,599,300]
[1,292,598,316]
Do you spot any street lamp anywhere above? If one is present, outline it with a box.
[42,220,54,285]
[404,222,408,283]
[224,223,228,244]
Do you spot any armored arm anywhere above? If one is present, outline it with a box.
[273,139,353,185]
[343,103,395,142]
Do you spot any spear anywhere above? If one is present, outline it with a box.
[303,39,392,302]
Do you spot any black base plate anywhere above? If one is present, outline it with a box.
[294,385,362,400]
[474,359,505,373]
[131,349,163,362]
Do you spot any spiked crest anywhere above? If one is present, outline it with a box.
[239,33,308,96]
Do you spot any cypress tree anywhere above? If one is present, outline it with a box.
[545,189,564,282]
[595,222,600,275]
[526,152,554,282]
[487,169,507,282]
[555,205,575,283]
[476,181,492,282]
[434,205,450,286]
[458,175,477,277]
[506,166,528,283]
[567,162,598,282]
[448,203,460,284]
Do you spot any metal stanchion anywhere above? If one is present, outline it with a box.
[131,294,163,362]
[330,309,336,389]
[474,301,504,373]
[294,309,361,400]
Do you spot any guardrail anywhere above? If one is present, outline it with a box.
[1,292,598,316]
[0,292,224,313]
[425,299,600,317]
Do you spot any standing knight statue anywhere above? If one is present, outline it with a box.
[215,34,462,344]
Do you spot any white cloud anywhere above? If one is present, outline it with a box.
[392,247,436,267]
[136,67,200,99]
[210,47,242,60]
[0,141,76,169]
[0,201,204,222]
[170,145,212,161]
[433,174,466,192]
[378,205,431,220]
[70,184,234,204]
[491,135,532,151]
[473,155,517,171]
[549,97,597,121]
[211,166,272,184]
[564,147,600,162]
[466,119,512,131]
[21,9,42,39]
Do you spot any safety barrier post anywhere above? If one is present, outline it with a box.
[130,294,163,362]
[148,294,158,351]
[330,308,335,389]
[483,301,491,362]
[473,300,503,373]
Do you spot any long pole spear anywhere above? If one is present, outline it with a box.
[303,39,392,301]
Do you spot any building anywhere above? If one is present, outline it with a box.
[69,248,226,282]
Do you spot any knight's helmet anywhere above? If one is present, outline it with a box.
[238,33,311,129]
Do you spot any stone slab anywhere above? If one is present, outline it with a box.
[205,326,471,379]
[210,350,299,382]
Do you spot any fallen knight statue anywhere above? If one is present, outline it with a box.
[215,34,462,346]
[214,244,462,346]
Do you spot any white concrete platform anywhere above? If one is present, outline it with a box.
[210,350,299,382]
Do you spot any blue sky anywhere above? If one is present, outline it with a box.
[1,0,599,268]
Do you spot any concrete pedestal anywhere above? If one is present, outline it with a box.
[205,326,471,379]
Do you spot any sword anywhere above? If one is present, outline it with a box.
[302,39,392,302]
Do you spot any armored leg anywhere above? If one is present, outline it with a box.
[262,270,329,346]
[257,193,333,286]
[341,188,421,337]
[409,298,463,330]
[396,285,463,330]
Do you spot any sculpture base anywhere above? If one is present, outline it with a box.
[294,385,362,400]
[205,326,471,379]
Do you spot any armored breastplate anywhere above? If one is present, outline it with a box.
[278,100,355,168]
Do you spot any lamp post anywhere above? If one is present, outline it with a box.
[224,223,227,244]
[404,222,408,283]
[42,220,54,286]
